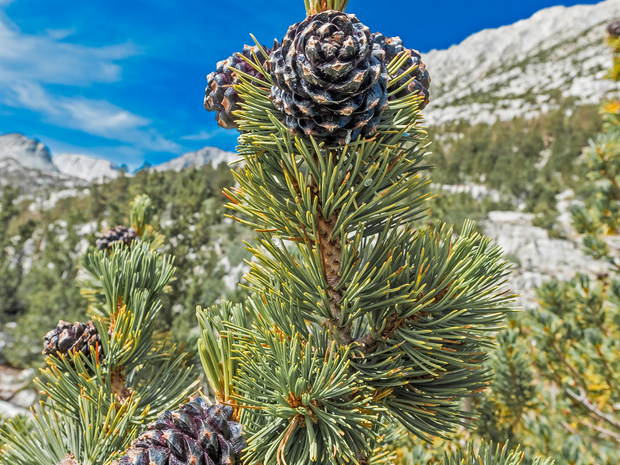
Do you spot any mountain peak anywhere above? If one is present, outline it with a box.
[153,146,239,172]
[422,0,620,126]
[0,133,57,172]
[53,154,121,182]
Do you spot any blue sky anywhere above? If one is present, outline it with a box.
[0,0,603,170]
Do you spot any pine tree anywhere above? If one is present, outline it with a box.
[129,0,531,463]
[0,195,198,464]
[0,187,36,320]
[525,23,620,463]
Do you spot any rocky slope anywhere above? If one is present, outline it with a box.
[422,0,620,126]
[153,146,240,172]
[53,154,121,182]
[485,211,607,309]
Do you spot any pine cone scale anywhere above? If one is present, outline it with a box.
[114,398,245,465]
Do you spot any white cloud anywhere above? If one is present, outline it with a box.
[181,129,228,141]
[0,8,179,153]
[0,11,137,85]
[44,28,76,40]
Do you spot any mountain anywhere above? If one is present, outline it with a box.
[0,133,238,194]
[0,133,58,172]
[53,154,121,182]
[0,158,87,193]
[153,146,240,172]
[422,0,620,126]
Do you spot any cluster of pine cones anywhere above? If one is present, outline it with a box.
[204,10,430,145]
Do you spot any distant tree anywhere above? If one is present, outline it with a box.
[0,188,36,320]
[3,211,89,367]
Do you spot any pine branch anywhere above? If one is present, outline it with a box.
[0,196,198,465]
[440,441,554,465]
[564,387,620,436]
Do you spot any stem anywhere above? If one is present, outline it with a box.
[506,353,526,435]
[551,339,589,393]
[305,0,350,15]
[565,387,620,434]
[354,313,403,351]
[315,198,352,346]
[284,162,351,345]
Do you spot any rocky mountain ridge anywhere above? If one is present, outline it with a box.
[0,158,87,194]
[0,134,237,194]
[53,154,121,182]
[153,146,240,172]
[5,0,619,188]
[422,0,620,126]
[0,133,57,172]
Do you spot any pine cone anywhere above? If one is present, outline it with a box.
[608,20,620,39]
[268,10,389,145]
[205,45,272,129]
[373,33,430,108]
[113,397,246,465]
[96,226,138,251]
[43,320,101,360]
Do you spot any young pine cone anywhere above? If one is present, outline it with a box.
[96,226,138,251]
[43,320,101,361]
[608,20,620,38]
[204,45,272,129]
[373,33,430,108]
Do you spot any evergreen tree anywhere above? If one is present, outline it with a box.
[515,27,620,460]
[0,187,36,320]
[3,211,90,366]
[113,1,539,464]
[526,23,620,464]
[0,196,197,464]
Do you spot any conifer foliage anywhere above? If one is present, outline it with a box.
[196,0,516,463]
[518,25,620,460]
[0,196,198,465]
[466,22,620,465]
